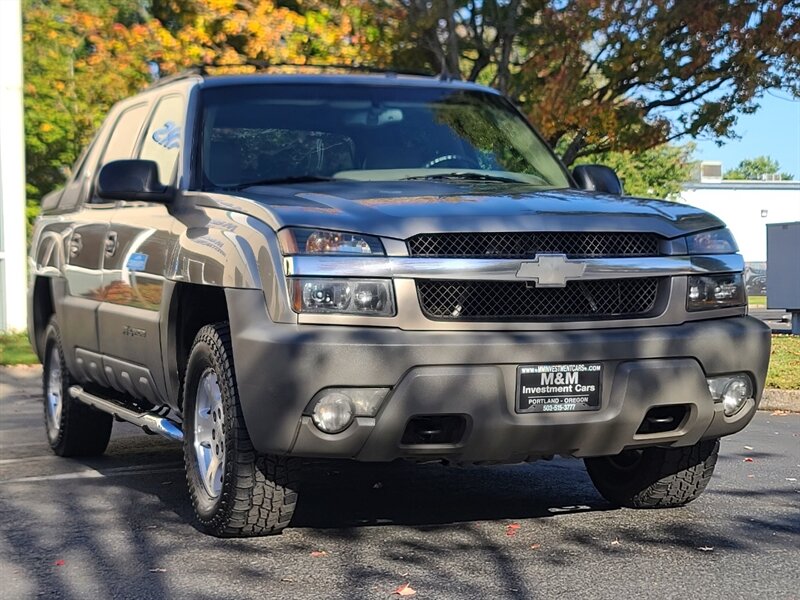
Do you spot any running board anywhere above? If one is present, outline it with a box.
[68,386,183,443]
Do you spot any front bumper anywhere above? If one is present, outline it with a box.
[227,289,771,463]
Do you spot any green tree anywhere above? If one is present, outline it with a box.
[365,1,800,165]
[22,0,375,233]
[576,144,695,199]
[23,1,166,204]
[724,156,794,180]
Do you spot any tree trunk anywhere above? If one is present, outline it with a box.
[561,130,587,167]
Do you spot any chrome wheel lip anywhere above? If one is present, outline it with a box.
[193,368,226,499]
[45,346,63,440]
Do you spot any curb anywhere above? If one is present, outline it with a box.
[760,388,800,413]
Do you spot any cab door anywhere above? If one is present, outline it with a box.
[97,94,184,404]
[60,206,114,356]
[59,102,150,376]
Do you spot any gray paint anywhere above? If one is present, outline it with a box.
[26,72,771,465]
[232,181,724,240]
[225,287,770,459]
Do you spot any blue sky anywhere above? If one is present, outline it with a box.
[692,91,800,179]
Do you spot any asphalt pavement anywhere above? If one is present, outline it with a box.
[1,366,798,600]
[750,308,792,333]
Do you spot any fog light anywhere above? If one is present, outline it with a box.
[707,374,753,417]
[311,392,354,433]
[309,388,389,433]
[722,380,750,416]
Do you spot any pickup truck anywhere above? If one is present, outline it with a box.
[28,70,771,537]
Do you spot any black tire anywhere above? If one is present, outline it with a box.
[42,317,112,457]
[584,439,720,508]
[182,322,300,537]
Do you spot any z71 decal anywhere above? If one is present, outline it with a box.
[152,121,181,149]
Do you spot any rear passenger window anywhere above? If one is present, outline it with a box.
[140,95,183,185]
[90,103,149,203]
[69,133,98,182]
[100,103,149,164]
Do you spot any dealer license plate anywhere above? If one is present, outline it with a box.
[516,363,602,413]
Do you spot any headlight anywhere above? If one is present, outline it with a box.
[685,228,738,254]
[279,228,384,255]
[687,273,746,311]
[291,278,395,316]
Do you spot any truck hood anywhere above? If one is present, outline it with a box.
[233,181,723,240]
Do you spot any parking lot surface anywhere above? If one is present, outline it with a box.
[1,366,798,599]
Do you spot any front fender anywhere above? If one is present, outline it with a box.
[169,204,294,324]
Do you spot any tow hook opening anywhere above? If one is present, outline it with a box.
[401,415,468,445]
[636,405,689,435]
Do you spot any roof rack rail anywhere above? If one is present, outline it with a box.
[148,68,204,89]
[148,60,435,87]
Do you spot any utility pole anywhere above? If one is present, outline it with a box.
[0,0,28,332]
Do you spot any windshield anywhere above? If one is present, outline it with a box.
[199,83,571,190]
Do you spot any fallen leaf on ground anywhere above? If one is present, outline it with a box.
[310,551,327,558]
[506,523,521,536]
[697,546,714,552]
[771,410,790,416]
[611,538,621,546]
[392,583,416,596]
[54,560,65,567]
[149,568,166,573]
[743,445,754,450]
[743,457,754,463]
[530,544,542,550]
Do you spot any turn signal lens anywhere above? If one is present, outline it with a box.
[279,228,384,255]
[685,228,738,254]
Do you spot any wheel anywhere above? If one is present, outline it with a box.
[42,317,113,457]
[584,439,720,508]
[182,322,300,537]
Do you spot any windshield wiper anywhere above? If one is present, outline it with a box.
[230,175,335,190]
[402,172,524,183]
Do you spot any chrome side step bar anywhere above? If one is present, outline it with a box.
[68,385,183,443]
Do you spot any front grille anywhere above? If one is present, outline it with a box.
[416,278,661,321]
[408,232,660,258]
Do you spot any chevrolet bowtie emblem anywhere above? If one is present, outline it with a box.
[516,254,586,287]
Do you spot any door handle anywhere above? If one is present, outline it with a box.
[69,233,83,258]
[105,232,118,257]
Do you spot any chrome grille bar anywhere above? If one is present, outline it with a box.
[284,254,744,282]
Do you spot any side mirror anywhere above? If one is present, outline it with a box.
[572,164,624,196]
[97,159,174,202]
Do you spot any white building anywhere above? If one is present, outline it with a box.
[678,179,800,264]
[0,0,28,332]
